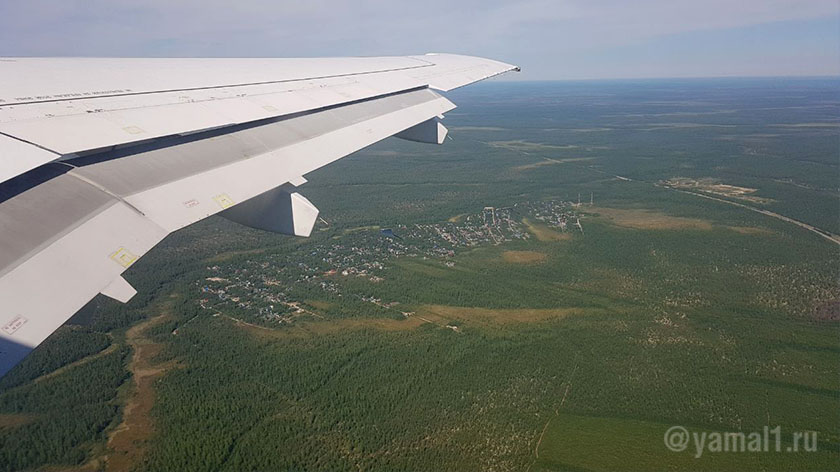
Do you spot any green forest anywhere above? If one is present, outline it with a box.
[0,79,838,471]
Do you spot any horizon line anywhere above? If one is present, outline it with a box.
[493,74,840,82]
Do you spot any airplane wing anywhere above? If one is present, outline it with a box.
[0,54,518,376]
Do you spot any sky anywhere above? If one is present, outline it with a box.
[0,0,838,80]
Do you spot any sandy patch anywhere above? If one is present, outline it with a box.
[0,413,37,429]
[106,313,178,472]
[502,250,548,264]
[233,315,428,340]
[488,140,579,152]
[417,305,590,325]
[589,207,714,231]
[523,218,573,241]
[234,303,593,340]
[514,157,597,170]
[663,177,773,204]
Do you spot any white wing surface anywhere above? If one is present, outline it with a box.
[0,53,518,376]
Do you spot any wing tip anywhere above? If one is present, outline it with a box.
[416,53,520,92]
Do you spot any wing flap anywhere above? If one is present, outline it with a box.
[0,201,167,375]
[0,53,517,377]
[0,54,516,184]
[0,56,428,106]
[125,90,454,232]
[0,74,425,157]
[0,88,454,376]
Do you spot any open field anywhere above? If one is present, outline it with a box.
[588,206,715,230]
[488,140,580,152]
[502,250,548,264]
[0,413,36,429]
[522,218,573,241]
[514,157,597,170]
[0,79,837,472]
[417,304,590,325]
[229,302,591,339]
[105,309,178,472]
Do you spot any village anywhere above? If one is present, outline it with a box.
[196,199,584,325]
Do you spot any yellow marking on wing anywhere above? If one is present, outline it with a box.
[110,247,138,268]
[213,193,235,209]
[122,126,144,135]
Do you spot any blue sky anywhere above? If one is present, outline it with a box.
[0,0,837,79]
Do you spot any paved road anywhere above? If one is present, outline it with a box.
[664,186,840,246]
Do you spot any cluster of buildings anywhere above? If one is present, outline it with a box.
[195,200,582,325]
